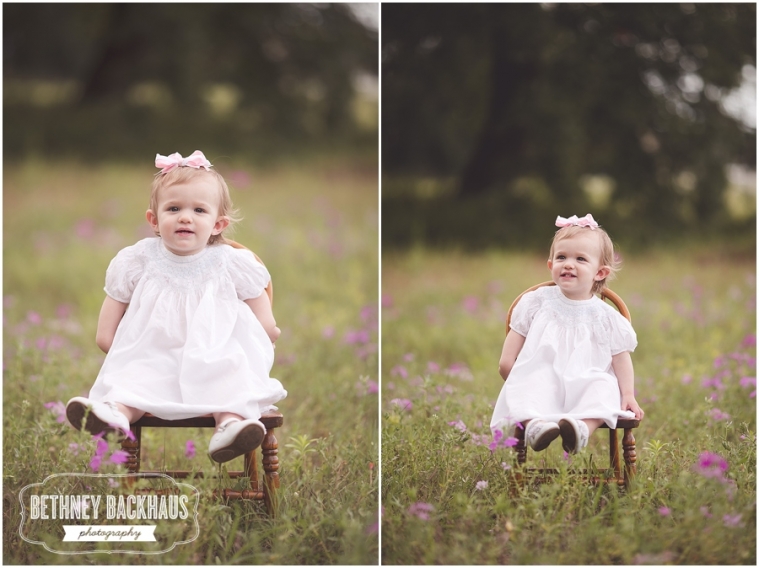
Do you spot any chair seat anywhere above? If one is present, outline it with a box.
[600,418,640,429]
[131,410,284,430]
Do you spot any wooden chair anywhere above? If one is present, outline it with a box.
[120,241,284,515]
[504,281,640,488]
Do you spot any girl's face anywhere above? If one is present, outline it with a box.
[547,231,610,300]
[146,178,229,256]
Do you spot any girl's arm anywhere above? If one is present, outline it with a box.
[96,296,128,353]
[612,351,644,420]
[499,331,526,380]
[245,294,281,343]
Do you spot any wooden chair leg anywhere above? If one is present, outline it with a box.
[515,423,527,465]
[262,429,280,516]
[622,428,637,488]
[609,428,622,486]
[122,426,142,474]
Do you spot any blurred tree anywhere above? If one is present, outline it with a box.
[383,3,755,235]
[3,3,377,156]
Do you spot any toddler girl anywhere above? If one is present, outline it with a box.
[490,214,643,454]
[66,150,287,463]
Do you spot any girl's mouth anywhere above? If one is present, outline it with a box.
[176,229,194,234]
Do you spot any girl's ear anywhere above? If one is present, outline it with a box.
[212,216,230,235]
[595,265,611,281]
[146,209,158,231]
[547,259,553,271]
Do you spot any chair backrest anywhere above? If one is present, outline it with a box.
[225,239,273,306]
[505,281,630,334]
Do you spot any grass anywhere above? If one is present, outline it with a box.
[3,157,378,564]
[381,247,756,564]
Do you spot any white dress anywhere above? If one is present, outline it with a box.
[89,238,287,421]
[491,285,636,435]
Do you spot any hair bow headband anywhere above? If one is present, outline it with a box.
[555,214,599,230]
[155,150,212,174]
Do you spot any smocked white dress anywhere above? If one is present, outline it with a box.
[89,237,287,421]
[490,285,636,435]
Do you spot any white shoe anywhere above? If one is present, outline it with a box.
[558,417,589,454]
[525,419,560,451]
[208,418,266,463]
[66,397,131,438]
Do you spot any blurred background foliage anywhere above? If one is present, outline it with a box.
[4,3,378,163]
[382,3,756,251]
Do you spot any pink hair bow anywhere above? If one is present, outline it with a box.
[155,150,212,174]
[555,214,598,230]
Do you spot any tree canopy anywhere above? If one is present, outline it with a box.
[382,3,755,247]
[4,3,377,159]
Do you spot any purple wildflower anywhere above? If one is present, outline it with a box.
[475,480,488,491]
[462,296,479,313]
[722,514,743,527]
[407,502,434,521]
[44,401,67,423]
[693,451,729,480]
[27,311,42,325]
[185,440,196,459]
[365,380,379,395]
[708,408,731,422]
[448,420,467,432]
[427,361,440,373]
[489,429,519,452]
[109,450,129,465]
[390,398,413,412]
[391,365,408,379]
[658,506,671,516]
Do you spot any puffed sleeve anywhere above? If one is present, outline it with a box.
[227,246,271,300]
[103,241,146,303]
[509,289,542,337]
[608,311,637,354]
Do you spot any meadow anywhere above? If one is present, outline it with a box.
[3,157,378,564]
[381,246,756,564]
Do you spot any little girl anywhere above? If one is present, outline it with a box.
[491,214,644,454]
[66,150,287,463]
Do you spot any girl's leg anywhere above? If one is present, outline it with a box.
[581,418,604,436]
[114,403,145,424]
[213,412,244,430]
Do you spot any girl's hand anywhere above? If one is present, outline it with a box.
[621,395,644,420]
[269,326,281,344]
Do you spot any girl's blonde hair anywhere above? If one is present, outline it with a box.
[149,166,240,245]
[549,225,620,295]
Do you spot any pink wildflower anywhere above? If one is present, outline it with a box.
[27,311,42,325]
[722,514,742,527]
[185,440,196,459]
[391,365,408,379]
[365,380,379,395]
[658,506,671,516]
[475,480,488,491]
[448,420,467,432]
[693,451,728,480]
[109,450,129,465]
[44,401,67,423]
[462,296,479,313]
[427,361,440,373]
[390,398,413,412]
[407,502,434,521]
[708,408,731,422]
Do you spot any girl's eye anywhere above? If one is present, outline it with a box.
[168,206,179,212]
[578,257,586,262]
[194,208,205,214]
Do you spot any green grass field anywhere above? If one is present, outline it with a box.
[3,158,378,564]
[381,248,756,564]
